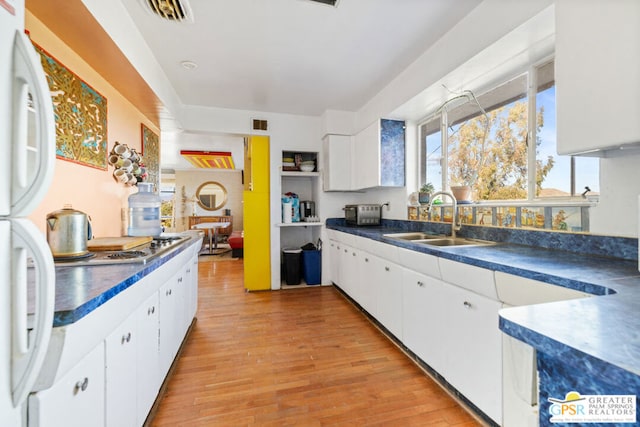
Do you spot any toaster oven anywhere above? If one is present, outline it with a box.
[344,204,381,226]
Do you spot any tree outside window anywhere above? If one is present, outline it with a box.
[420,60,599,202]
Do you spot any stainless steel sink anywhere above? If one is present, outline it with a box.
[416,237,495,247]
[383,232,444,241]
[383,233,495,247]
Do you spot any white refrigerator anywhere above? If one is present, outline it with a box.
[1,1,57,426]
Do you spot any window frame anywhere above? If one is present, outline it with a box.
[418,57,598,204]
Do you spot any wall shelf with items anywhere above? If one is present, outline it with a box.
[279,150,323,287]
[282,150,318,172]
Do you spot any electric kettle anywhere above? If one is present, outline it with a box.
[46,205,92,258]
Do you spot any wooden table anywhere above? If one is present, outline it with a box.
[192,222,231,255]
[188,216,233,239]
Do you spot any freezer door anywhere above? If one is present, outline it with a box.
[0,3,22,217]
[9,29,55,217]
[7,219,55,407]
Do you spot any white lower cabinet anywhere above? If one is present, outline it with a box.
[136,292,161,426]
[106,311,138,427]
[338,243,358,299]
[332,237,402,339]
[401,269,447,374]
[185,256,198,333]
[29,342,105,427]
[159,267,188,377]
[355,250,376,315]
[107,255,193,427]
[441,283,503,424]
[333,234,503,424]
[29,243,199,427]
[327,239,341,286]
[370,254,403,339]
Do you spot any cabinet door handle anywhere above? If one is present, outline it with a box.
[186,268,191,273]
[73,377,89,394]
[178,277,183,283]
[344,249,348,253]
[365,258,369,262]
[352,252,356,256]
[121,332,132,344]
[417,281,424,287]
[166,289,172,296]
[463,301,472,309]
[385,266,390,272]
[148,305,156,315]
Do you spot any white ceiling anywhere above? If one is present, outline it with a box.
[113,0,484,171]
[121,0,481,117]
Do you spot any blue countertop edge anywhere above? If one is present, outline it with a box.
[51,232,201,327]
[326,218,640,378]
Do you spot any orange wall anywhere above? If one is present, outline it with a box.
[25,12,160,238]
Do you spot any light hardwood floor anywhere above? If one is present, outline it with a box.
[150,258,483,426]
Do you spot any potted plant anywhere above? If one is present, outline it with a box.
[418,182,435,204]
[450,182,473,202]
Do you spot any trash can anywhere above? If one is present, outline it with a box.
[301,249,321,285]
[282,248,302,285]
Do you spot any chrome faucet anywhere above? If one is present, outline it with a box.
[428,191,461,239]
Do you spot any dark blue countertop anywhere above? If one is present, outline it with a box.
[50,233,200,327]
[326,219,640,378]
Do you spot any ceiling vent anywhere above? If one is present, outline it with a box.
[307,0,340,7]
[141,0,193,22]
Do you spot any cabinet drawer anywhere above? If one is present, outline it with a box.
[396,247,440,279]
[334,230,358,248]
[364,238,398,262]
[438,258,496,299]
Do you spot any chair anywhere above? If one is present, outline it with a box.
[228,231,244,258]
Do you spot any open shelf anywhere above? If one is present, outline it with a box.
[280,170,320,177]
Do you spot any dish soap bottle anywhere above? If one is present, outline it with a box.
[127,182,162,236]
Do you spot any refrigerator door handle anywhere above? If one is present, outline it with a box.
[11,29,56,216]
[10,219,55,407]
[13,79,28,189]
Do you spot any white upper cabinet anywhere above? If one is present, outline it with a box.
[353,121,379,190]
[322,134,353,191]
[352,119,405,189]
[556,0,640,155]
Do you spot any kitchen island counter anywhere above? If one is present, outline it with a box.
[326,219,640,408]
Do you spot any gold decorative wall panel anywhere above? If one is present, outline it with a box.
[142,124,160,191]
[34,43,108,170]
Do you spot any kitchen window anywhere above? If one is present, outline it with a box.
[419,59,599,202]
[160,185,176,230]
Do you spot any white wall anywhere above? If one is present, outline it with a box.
[173,105,323,288]
[356,0,555,131]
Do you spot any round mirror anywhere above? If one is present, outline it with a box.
[196,181,228,211]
